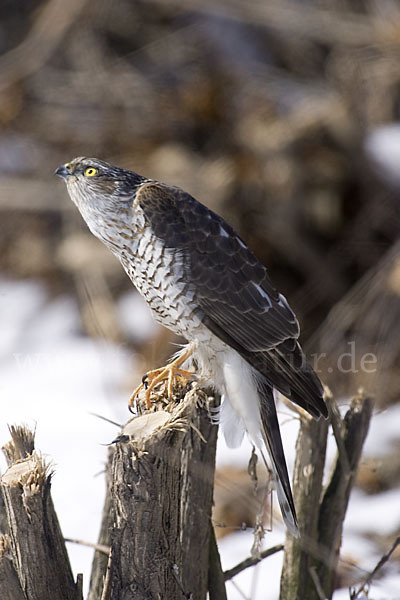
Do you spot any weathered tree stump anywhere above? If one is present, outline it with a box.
[0,386,221,600]
[280,392,373,600]
[98,384,220,600]
[0,534,25,600]
[0,387,373,600]
[0,426,82,600]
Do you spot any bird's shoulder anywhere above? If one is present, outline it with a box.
[134,181,206,219]
[135,181,250,251]
[134,180,224,248]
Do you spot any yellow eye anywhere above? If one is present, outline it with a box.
[84,167,98,177]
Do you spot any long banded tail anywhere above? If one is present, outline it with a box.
[256,376,299,538]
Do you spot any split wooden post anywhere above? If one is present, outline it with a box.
[98,384,220,600]
[0,425,82,600]
[280,393,373,600]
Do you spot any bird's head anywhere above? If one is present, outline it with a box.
[55,157,146,248]
[55,157,143,205]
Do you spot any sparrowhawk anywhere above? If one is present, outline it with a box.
[56,157,327,537]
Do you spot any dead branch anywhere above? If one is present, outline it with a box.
[223,543,284,582]
[65,538,110,554]
[279,400,330,600]
[0,426,82,600]
[280,392,373,600]
[316,394,373,597]
[350,535,400,599]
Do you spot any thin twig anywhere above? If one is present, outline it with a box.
[309,566,327,600]
[89,412,121,428]
[171,564,192,600]
[64,538,110,555]
[229,579,250,600]
[223,544,284,581]
[350,536,400,599]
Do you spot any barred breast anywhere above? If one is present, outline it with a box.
[119,226,202,340]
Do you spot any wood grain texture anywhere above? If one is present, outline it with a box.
[88,447,114,600]
[0,427,82,600]
[0,535,25,600]
[101,385,220,600]
[279,393,373,600]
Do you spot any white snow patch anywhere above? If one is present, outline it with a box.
[2,277,400,599]
[218,529,285,600]
[362,403,400,457]
[117,289,158,343]
[0,278,133,596]
[344,488,400,537]
[365,123,400,186]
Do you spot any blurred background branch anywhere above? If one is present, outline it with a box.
[0,0,88,92]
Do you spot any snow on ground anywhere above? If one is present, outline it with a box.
[365,124,400,187]
[0,278,131,594]
[1,277,400,599]
[219,528,285,600]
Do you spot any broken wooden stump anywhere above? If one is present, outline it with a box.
[280,392,373,600]
[0,425,82,600]
[98,383,220,600]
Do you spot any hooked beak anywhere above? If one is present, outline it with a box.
[55,164,71,179]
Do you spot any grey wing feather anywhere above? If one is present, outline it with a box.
[136,182,326,419]
[137,182,299,348]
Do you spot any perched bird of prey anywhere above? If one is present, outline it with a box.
[56,157,327,536]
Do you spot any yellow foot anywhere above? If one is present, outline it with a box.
[129,347,194,409]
